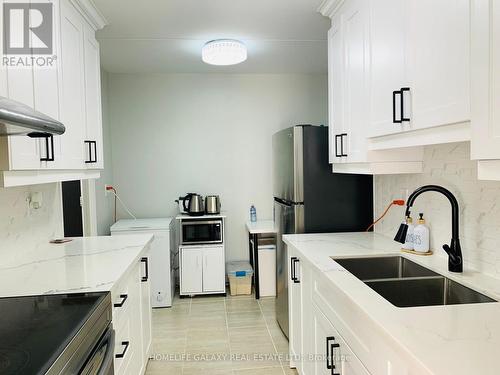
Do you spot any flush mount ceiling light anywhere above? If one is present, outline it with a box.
[202,39,247,66]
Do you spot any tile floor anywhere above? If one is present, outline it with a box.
[145,293,298,375]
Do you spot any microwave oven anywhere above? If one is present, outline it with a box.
[181,218,223,245]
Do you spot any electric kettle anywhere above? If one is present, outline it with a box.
[179,193,205,216]
[205,195,221,214]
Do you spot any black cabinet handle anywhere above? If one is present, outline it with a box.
[326,336,335,370]
[340,133,348,157]
[334,134,342,157]
[113,294,128,307]
[393,90,402,123]
[40,134,54,162]
[84,140,97,163]
[115,341,129,359]
[290,257,297,281]
[141,257,149,282]
[292,258,300,283]
[401,87,411,122]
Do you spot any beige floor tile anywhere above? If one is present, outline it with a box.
[190,302,226,316]
[226,310,266,328]
[145,359,183,375]
[234,367,285,375]
[190,295,226,304]
[282,366,299,375]
[225,298,261,313]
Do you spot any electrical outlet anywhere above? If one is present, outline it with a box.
[105,185,112,196]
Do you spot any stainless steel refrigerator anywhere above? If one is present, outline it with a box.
[273,125,373,338]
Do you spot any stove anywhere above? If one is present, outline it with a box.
[0,292,113,375]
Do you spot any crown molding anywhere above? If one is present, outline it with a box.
[317,0,345,17]
[70,0,108,30]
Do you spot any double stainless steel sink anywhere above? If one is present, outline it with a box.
[333,256,496,308]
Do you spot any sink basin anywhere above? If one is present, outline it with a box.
[334,256,439,281]
[333,256,496,307]
[366,277,496,307]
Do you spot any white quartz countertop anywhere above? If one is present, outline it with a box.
[246,220,276,234]
[0,234,153,297]
[283,232,500,375]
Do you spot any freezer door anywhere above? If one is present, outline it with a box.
[274,199,300,339]
[272,126,304,203]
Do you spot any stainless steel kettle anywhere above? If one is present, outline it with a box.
[205,195,221,214]
[180,193,205,216]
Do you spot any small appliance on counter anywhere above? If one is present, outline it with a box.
[176,193,205,216]
[205,195,221,214]
[0,292,113,375]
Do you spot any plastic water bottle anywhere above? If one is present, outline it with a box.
[250,205,257,222]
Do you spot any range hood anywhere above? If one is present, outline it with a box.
[0,96,65,137]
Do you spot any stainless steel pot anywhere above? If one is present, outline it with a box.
[205,195,221,214]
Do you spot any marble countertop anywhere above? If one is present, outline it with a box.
[0,234,153,297]
[246,220,276,234]
[283,232,500,375]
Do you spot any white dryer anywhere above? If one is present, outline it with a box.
[111,218,175,307]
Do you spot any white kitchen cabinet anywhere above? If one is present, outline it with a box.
[471,0,500,180]
[82,22,104,169]
[312,303,370,375]
[325,0,424,175]
[59,0,86,170]
[180,247,203,294]
[288,248,303,371]
[112,254,152,375]
[0,0,106,186]
[202,246,226,292]
[368,0,470,138]
[180,245,226,295]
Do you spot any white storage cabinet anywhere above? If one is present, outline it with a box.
[180,245,226,295]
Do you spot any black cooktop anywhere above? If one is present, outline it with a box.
[0,292,107,375]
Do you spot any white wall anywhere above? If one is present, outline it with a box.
[0,183,63,266]
[105,73,327,261]
[375,142,500,277]
[95,71,115,235]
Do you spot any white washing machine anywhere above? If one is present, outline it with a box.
[111,218,176,307]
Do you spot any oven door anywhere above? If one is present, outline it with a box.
[181,220,223,245]
[79,326,115,375]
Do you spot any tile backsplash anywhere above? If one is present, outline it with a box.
[0,183,63,265]
[375,142,500,277]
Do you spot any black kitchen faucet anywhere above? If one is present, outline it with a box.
[394,185,463,273]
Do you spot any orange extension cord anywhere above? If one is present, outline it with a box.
[366,199,405,232]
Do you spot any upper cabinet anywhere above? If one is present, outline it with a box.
[369,0,470,138]
[320,0,472,175]
[470,0,500,180]
[0,0,107,186]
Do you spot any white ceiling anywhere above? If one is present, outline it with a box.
[93,0,330,74]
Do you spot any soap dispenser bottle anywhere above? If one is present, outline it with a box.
[413,213,430,253]
[401,216,414,250]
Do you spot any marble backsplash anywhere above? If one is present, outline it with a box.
[0,182,63,265]
[374,142,500,277]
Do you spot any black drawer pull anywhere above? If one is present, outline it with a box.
[40,134,55,162]
[340,133,348,157]
[290,257,297,282]
[326,336,335,370]
[84,140,97,163]
[115,341,129,359]
[113,294,128,307]
[335,134,342,157]
[393,90,402,123]
[401,87,411,122]
[141,257,149,282]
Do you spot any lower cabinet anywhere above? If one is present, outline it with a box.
[311,303,370,375]
[112,253,152,375]
[180,245,225,295]
[288,247,304,371]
